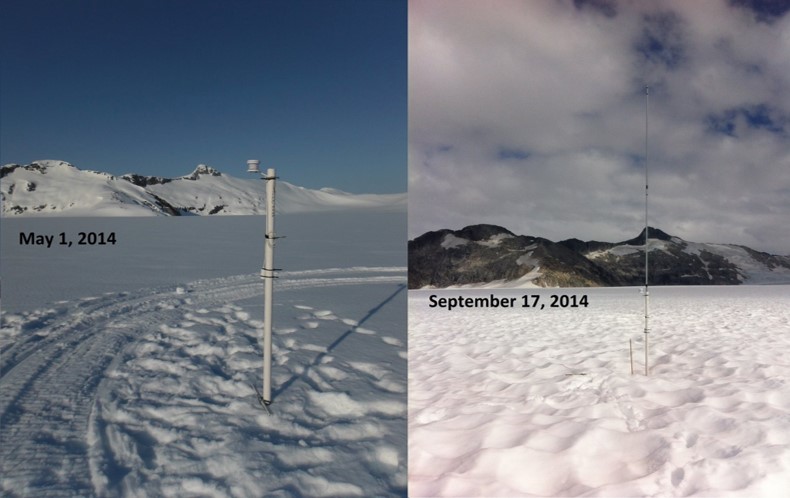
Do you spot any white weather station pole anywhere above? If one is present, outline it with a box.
[247,159,279,411]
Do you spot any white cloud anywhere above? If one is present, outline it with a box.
[409,0,790,253]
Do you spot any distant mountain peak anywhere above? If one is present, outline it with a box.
[457,224,516,241]
[1,160,75,178]
[183,164,222,180]
[634,226,674,242]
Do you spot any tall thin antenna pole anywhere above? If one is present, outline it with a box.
[644,86,650,376]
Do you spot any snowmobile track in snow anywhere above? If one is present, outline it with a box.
[0,267,404,497]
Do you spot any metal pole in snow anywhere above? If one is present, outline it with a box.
[644,86,650,376]
[246,160,277,409]
[262,167,277,404]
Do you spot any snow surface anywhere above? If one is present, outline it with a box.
[1,160,172,216]
[587,239,671,260]
[145,172,406,215]
[515,251,538,267]
[1,213,406,496]
[409,286,790,497]
[476,234,514,248]
[1,213,404,312]
[441,234,469,250]
[439,233,516,251]
[682,241,790,285]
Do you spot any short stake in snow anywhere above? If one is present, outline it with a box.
[248,160,280,410]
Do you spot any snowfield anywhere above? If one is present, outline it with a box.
[1,160,407,217]
[1,213,406,497]
[409,286,790,497]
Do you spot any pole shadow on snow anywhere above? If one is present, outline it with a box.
[272,283,406,401]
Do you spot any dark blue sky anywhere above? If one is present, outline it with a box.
[1,0,406,193]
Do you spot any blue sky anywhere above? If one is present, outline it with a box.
[1,0,406,193]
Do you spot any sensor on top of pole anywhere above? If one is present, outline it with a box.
[247,159,261,173]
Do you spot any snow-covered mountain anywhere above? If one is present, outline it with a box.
[409,224,790,288]
[0,160,406,216]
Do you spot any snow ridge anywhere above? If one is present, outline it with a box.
[1,161,406,216]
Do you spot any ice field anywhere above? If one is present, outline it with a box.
[409,286,790,497]
[1,213,407,497]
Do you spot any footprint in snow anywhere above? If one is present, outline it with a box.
[380,336,402,347]
[312,310,337,320]
[301,343,329,353]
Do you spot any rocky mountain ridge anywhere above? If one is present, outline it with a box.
[409,224,790,288]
